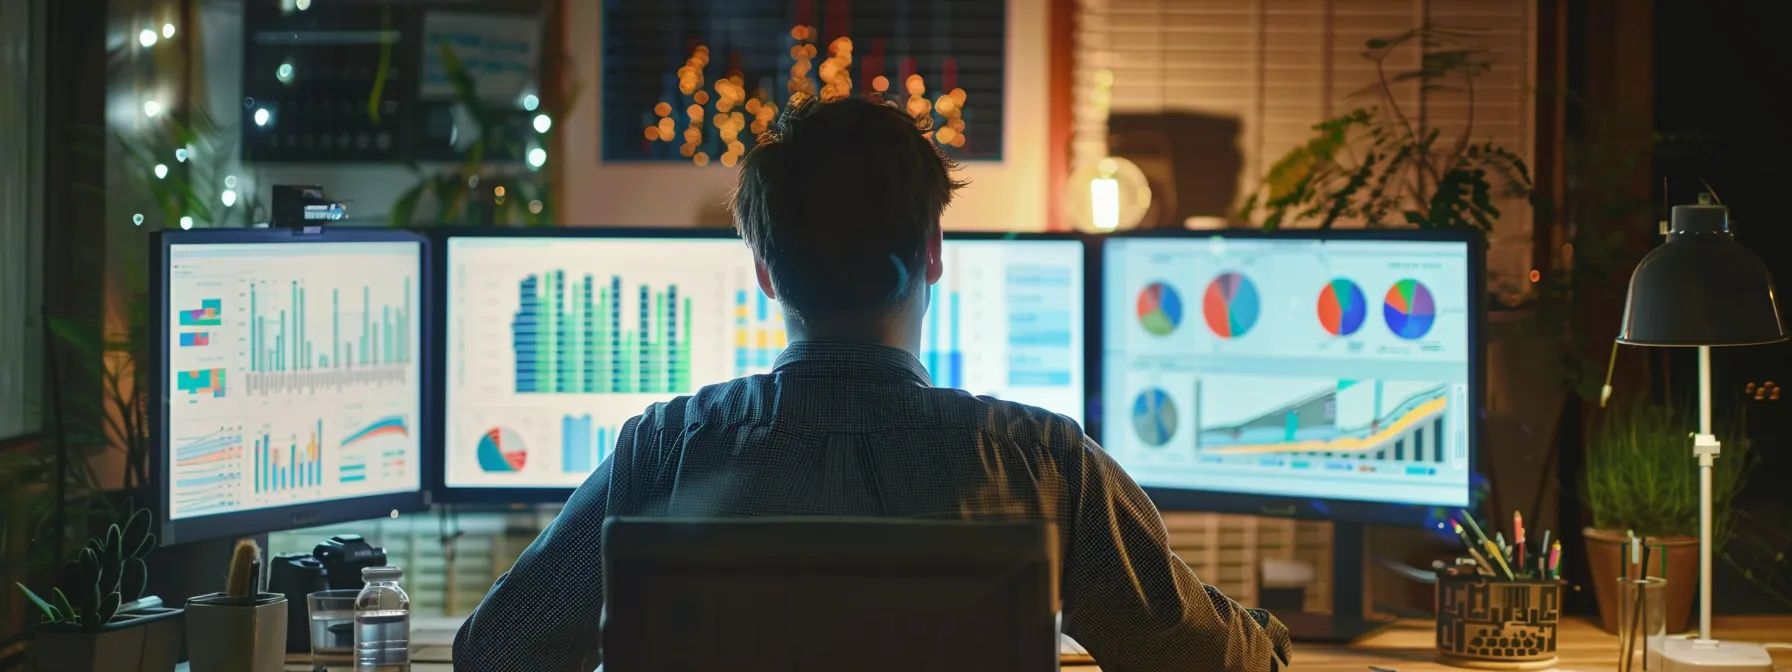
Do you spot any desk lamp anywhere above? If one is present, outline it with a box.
[1617,194,1786,672]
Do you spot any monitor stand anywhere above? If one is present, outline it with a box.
[1280,522,1395,643]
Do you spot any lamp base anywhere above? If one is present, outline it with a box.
[1653,637,1775,672]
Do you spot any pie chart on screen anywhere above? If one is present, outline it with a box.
[1383,279,1437,340]
[1136,282,1183,336]
[1202,272,1260,339]
[476,427,528,472]
[1316,278,1368,336]
[1131,388,1179,448]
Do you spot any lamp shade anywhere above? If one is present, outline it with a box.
[1616,199,1788,346]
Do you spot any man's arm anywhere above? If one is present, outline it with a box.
[1060,436,1292,672]
[452,415,647,672]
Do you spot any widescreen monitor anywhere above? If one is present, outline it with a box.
[153,229,431,544]
[1099,231,1480,522]
[440,230,1087,498]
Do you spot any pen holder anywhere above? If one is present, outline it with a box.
[1435,574,1563,670]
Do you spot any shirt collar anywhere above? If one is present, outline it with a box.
[771,340,934,387]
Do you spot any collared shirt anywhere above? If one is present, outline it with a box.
[454,340,1291,672]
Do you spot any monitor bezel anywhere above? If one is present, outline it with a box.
[152,227,434,545]
[1087,227,1485,527]
[429,227,1096,506]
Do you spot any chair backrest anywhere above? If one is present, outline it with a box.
[602,517,1059,672]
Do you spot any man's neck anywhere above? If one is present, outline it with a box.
[788,320,922,355]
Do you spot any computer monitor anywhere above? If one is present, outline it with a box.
[1097,229,1481,641]
[602,517,1058,671]
[437,230,1087,501]
[153,229,431,545]
[1099,230,1479,518]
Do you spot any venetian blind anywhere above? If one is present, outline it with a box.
[1074,0,1534,280]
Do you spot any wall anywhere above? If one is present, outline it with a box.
[198,0,1051,232]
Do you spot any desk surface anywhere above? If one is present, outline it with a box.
[248,615,1791,671]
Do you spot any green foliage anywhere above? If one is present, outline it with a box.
[111,106,267,230]
[1239,24,1532,234]
[14,505,157,630]
[1584,398,1751,541]
[386,42,563,228]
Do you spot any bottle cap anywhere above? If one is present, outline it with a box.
[362,565,403,582]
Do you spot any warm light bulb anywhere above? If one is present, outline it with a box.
[1091,177,1120,231]
[533,114,552,133]
[139,29,157,48]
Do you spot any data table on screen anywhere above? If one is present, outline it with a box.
[445,236,1085,490]
[1101,237,1473,507]
[165,243,423,521]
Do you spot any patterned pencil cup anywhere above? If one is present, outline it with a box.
[1435,574,1563,670]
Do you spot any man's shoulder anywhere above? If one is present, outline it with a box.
[933,390,1090,449]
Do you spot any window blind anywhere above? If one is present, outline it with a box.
[1074,0,1533,281]
[0,0,44,441]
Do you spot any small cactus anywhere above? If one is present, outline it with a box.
[15,502,158,629]
[225,538,261,599]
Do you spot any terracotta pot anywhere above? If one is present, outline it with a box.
[1584,528,1697,635]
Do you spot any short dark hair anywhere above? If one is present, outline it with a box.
[732,94,966,322]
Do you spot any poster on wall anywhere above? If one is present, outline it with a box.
[599,0,1007,165]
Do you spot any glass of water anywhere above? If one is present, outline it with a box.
[308,589,361,669]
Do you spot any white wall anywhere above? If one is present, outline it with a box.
[202,0,1051,231]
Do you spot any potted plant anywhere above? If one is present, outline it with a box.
[14,505,183,672]
[1583,397,1751,634]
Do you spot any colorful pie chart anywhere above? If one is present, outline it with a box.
[1136,282,1183,336]
[1131,388,1179,448]
[1202,272,1260,339]
[1316,278,1368,336]
[476,427,528,472]
[1383,279,1437,340]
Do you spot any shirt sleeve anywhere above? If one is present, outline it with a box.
[452,414,649,672]
[1060,435,1293,672]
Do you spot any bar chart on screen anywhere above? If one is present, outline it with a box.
[166,241,423,520]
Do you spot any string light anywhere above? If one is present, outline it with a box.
[296,0,311,10]
[224,175,237,188]
[528,200,543,214]
[179,216,193,230]
[131,214,144,226]
[277,63,294,83]
[139,29,157,48]
[154,164,168,179]
[527,147,547,169]
[162,23,175,39]
[143,100,162,118]
[522,94,540,111]
[174,148,188,162]
[221,189,237,207]
[533,114,552,133]
[253,108,270,126]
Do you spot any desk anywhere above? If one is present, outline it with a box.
[206,615,1790,671]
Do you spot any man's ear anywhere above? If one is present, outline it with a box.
[755,259,778,299]
[924,229,944,285]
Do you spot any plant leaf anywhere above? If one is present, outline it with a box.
[17,583,59,621]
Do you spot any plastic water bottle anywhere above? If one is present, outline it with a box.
[354,566,410,672]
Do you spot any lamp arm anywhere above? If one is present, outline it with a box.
[1693,346,1718,645]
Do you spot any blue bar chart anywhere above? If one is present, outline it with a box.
[733,289,788,377]
[246,278,412,394]
[561,414,620,475]
[514,272,694,394]
[252,420,325,494]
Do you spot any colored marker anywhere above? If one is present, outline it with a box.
[1483,539,1516,580]
[1514,512,1527,569]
